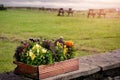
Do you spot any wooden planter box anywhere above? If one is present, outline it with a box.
[13,58,79,80]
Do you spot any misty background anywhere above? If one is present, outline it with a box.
[0,0,120,10]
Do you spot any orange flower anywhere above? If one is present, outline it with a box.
[65,41,74,47]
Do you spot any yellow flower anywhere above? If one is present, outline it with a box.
[32,44,41,50]
[42,48,47,53]
[56,42,60,46]
[36,44,40,48]
[57,42,63,48]
[37,48,40,53]
[29,50,35,60]
[63,45,68,54]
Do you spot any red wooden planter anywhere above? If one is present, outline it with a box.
[13,58,79,79]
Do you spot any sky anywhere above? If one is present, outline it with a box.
[0,0,120,10]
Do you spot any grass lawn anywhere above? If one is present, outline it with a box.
[0,9,120,72]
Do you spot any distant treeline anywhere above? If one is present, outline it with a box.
[0,4,7,10]
[7,6,61,12]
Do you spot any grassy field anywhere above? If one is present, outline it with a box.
[0,9,120,73]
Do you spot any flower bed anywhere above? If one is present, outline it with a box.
[13,37,79,79]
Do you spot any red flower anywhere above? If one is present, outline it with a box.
[23,43,29,48]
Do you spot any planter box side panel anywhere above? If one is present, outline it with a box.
[13,58,79,79]
[14,61,39,79]
[39,58,79,79]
